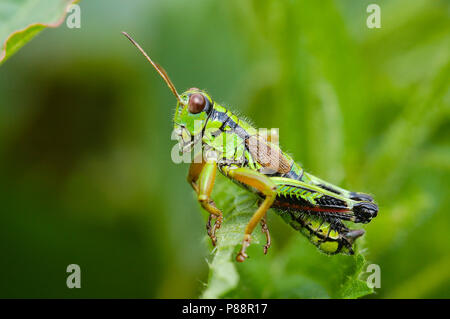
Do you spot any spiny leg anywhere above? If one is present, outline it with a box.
[206,214,213,239]
[260,213,271,254]
[271,177,378,224]
[187,160,223,246]
[223,166,277,262]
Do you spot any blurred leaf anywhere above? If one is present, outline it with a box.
[201,175,373,299]
[387,257,450,299]
[0,0,78,65]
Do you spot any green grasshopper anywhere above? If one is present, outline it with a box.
[123,32,378,262]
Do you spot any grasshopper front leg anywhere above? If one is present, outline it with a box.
[222,166,277,262]
[187,160,223,246]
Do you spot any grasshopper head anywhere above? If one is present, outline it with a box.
[173,88,213,145]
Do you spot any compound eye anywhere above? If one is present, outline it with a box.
[188,93,206,114]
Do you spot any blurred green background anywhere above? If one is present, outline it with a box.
[0,0,449,298]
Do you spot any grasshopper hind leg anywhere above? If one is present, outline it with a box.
[321,184,374,203]
[303,172,375,203]
[349,192,374,202]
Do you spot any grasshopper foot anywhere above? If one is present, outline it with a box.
[236,252,248,262]
[206,215,216,246]
[236,234,251,262]
[206,213,223,247]
[260,216,271,255]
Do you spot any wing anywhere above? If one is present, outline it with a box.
[246,134,292,174]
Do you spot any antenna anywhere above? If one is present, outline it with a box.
[122,32,181,103]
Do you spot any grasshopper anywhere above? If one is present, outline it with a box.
[123,32,378,262]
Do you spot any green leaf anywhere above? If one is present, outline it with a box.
[201,175,373,299]
[0,0,78,65]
